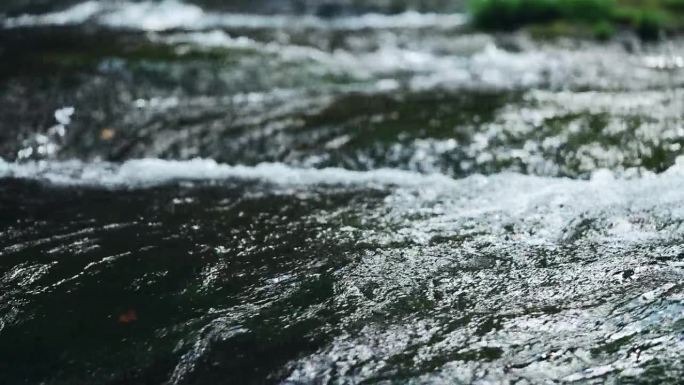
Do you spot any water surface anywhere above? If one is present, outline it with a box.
[1,1,684,384]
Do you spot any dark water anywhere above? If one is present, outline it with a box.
[1,1,684,384]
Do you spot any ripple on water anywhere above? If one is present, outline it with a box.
[0,161,683,383]
[1,1,683,383]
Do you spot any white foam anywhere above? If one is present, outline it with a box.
[0,158,457,188]
[409,42,684,91]
[2,158,684,243]
[53,106,75,126]
[4,1,102,27]
[0,157,682,193]
[155,29,457,80]
[158,29,684,92]
[3,0,466,31]
[100,0,205,31]
[159,29,678,92]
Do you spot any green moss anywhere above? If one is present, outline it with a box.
[663,0,684,11]
[635,9,668,38]
[469,0,615,29]
[528,20,613,39]
[468,0,683,40]
[593,19,617,39]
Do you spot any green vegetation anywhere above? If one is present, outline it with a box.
[468,0,684,39]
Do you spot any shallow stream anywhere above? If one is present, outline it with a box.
[1,1,683,384]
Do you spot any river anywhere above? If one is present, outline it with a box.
[1,1,683,384]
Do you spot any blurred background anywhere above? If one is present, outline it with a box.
[1,0,682,176]
[1,0,464,16]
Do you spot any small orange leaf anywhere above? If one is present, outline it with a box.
[118,309,138,324]
[101,128,116,141]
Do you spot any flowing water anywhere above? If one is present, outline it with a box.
[1,1,684,384]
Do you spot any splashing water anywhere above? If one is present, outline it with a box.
[1,1,684,384]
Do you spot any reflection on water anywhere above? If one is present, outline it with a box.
[0,1,683,384]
